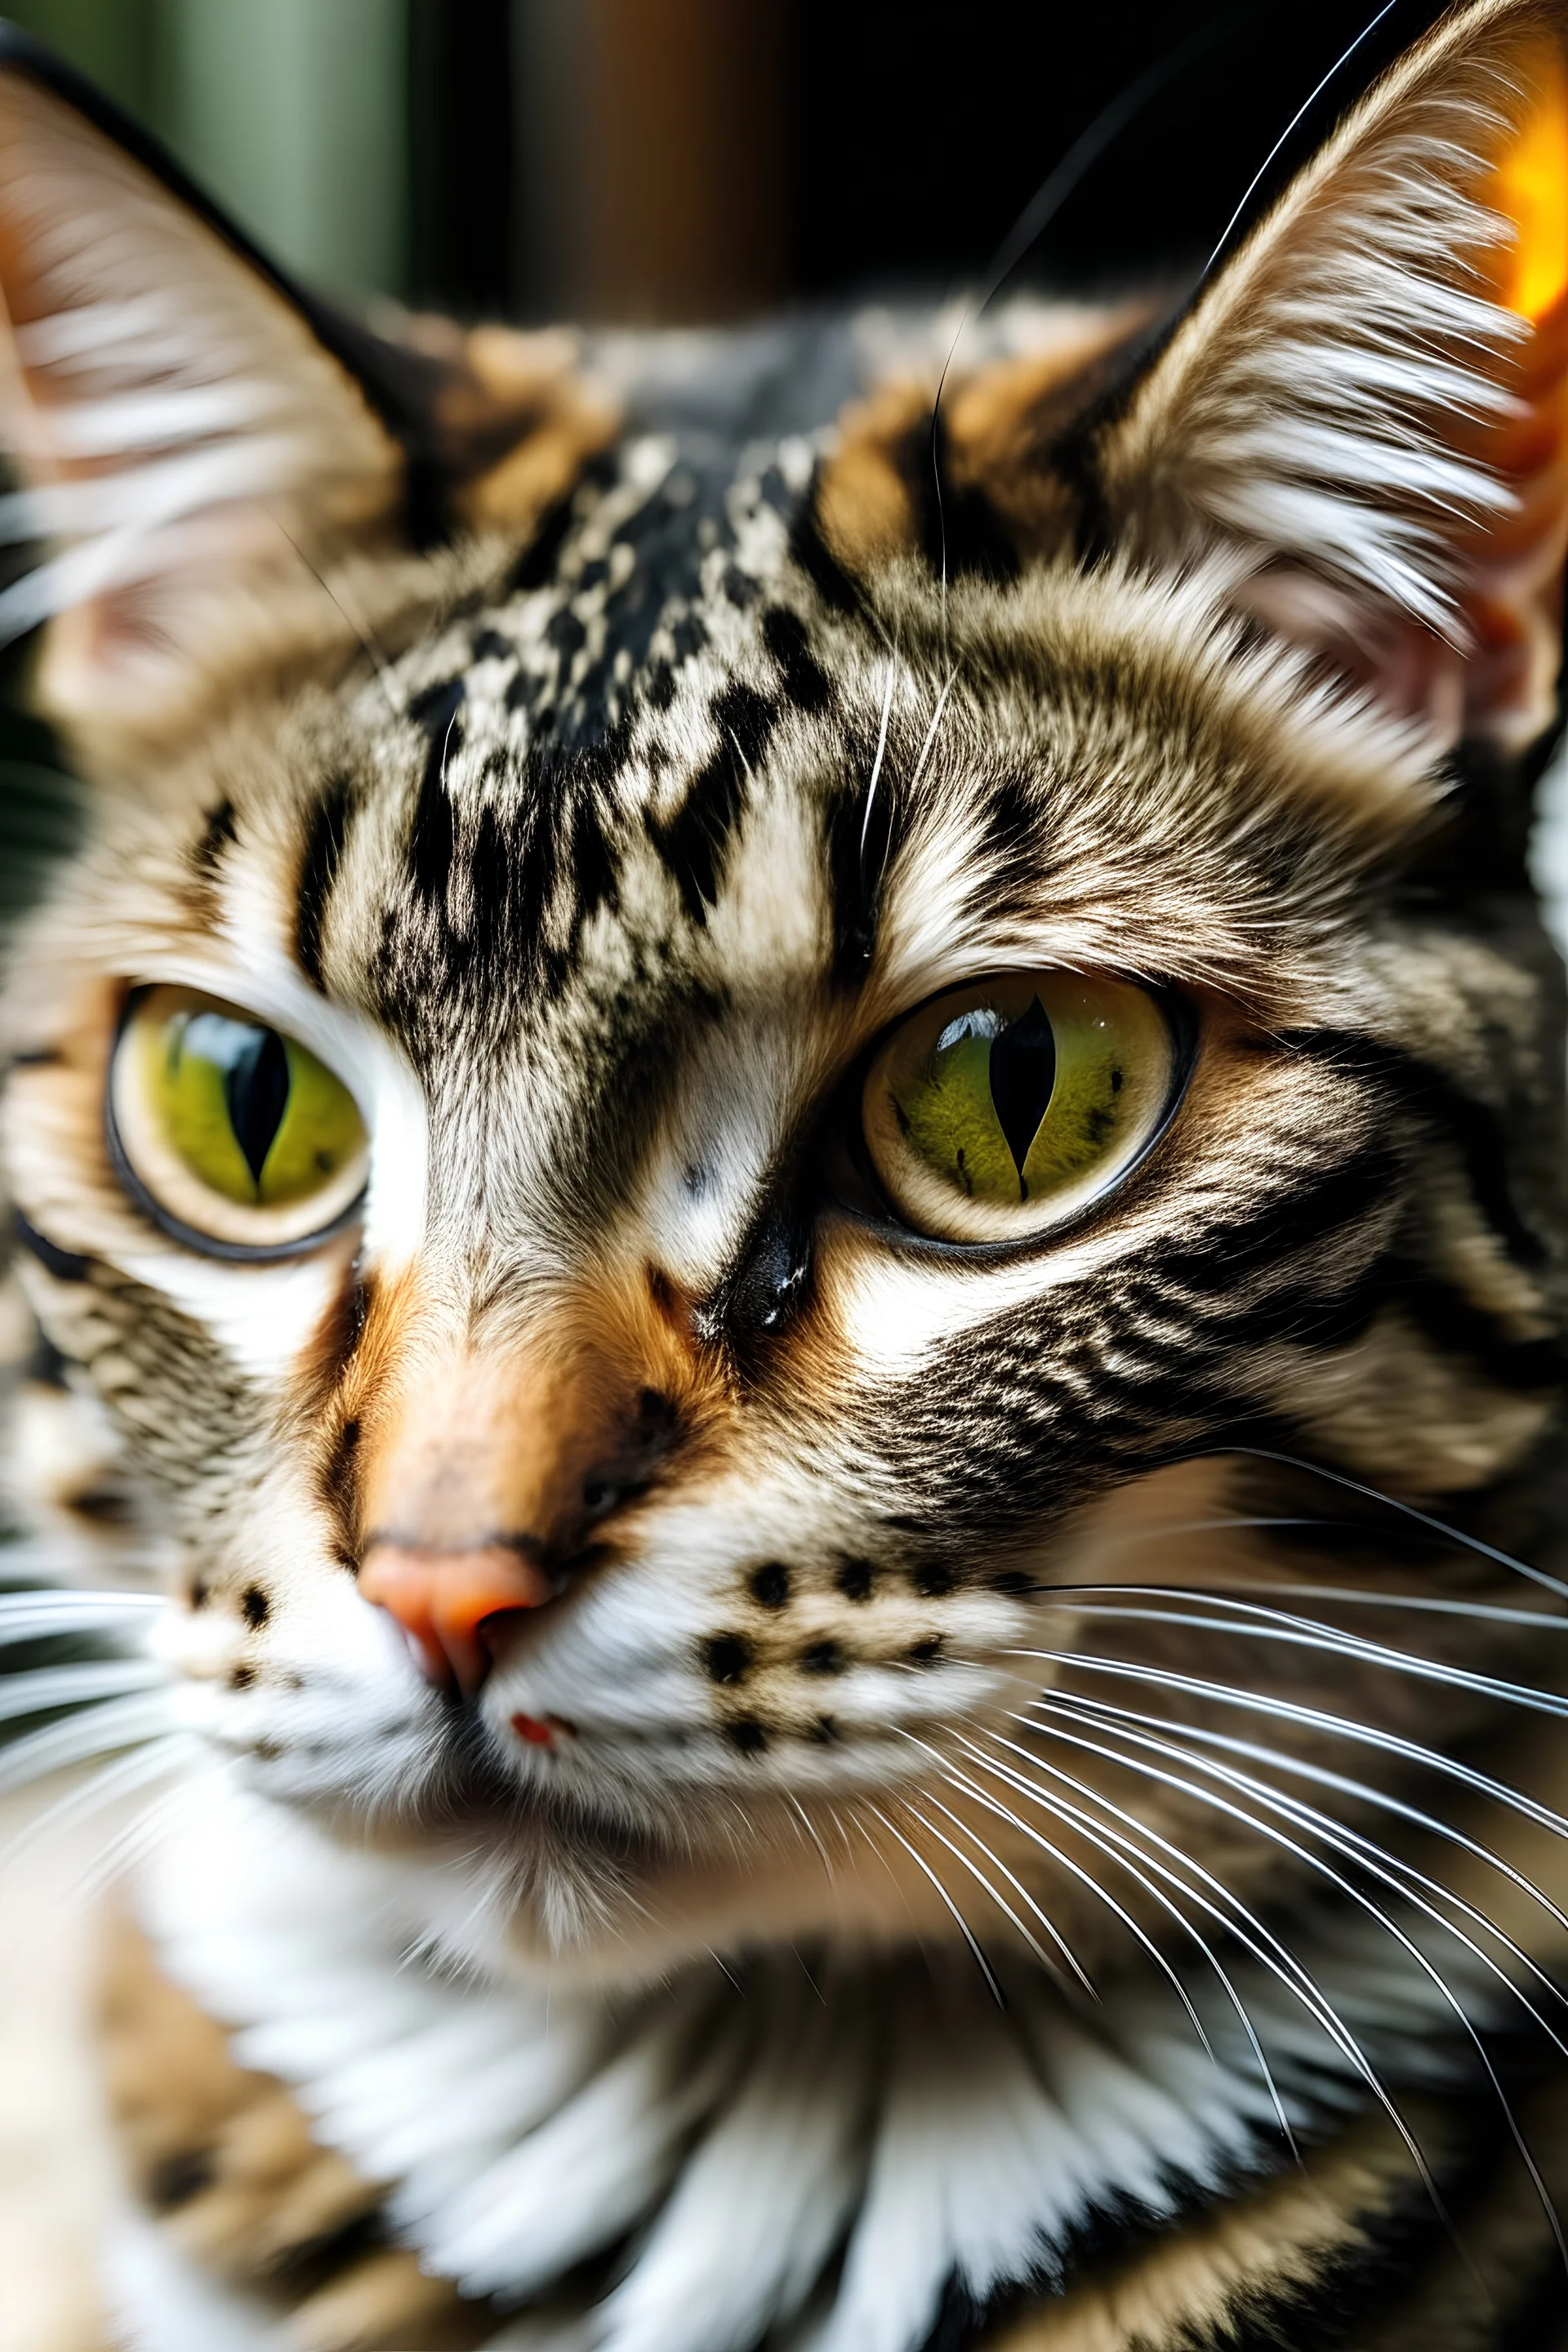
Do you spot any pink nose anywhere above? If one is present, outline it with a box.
[359,1541,555,1697]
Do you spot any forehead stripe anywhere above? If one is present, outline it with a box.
[295,773,357,993]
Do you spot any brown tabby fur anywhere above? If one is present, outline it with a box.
[9,3,1568,2348]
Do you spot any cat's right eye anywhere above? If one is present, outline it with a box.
[860,970,1183,1245]
[107,987,369,1256]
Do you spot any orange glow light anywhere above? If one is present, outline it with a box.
[1487,42,1568,322]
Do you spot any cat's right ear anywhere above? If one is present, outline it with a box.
[1089,0,1568,759]
[0,30,612,771]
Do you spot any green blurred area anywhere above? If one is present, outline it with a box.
[2,0,408,299]
[0,0,412,928]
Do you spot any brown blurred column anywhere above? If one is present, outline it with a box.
[514,0,788,323]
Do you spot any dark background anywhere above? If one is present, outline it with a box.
[417,0,1451,319]
[7,0,1454,320]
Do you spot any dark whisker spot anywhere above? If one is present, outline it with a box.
[800,1639,845,1676]
[835,1557,875,1602]
[229,1664,256,1690]
[241,1586,270,1630]
[705,1633,752,1685]
[907,1636,944,1667]
[911,1563,957,1598]
[726,1716,768,1753]
[146,2150,216,2212]
[751,1561,791,1609]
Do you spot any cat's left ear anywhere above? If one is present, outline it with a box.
[1093,0,1568,753]
[0,30,613,768]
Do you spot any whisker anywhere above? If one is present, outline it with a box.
[1008,1602,1568,1722]
[942,1737,1289,2085]
[0,1588,165,1646]
[903,1784,1094,1997]
[1030,1698,1568,2051]
[859,1797,1004,2003]
[905,667,957,801]
[0,1691,180,1795]
[66,1742,203,1902]
[0,1544,169,1585]
[1024,1707,1567,2272]
[927,7,1243,648]
[1201,0,1401,271]
[964,1727,1450,2213]
[0,1735,194,1897]
[1004,1646,1568,1846]
[1155,1579,1568,1637]
[858,647,900,885]
[1221,1447,1568,1606]
[944,1733,1363,2165]
[782,1789,838,1888]
[1032,1684,1568,1949]
[266,511,405,719]
[0,1659,166,1726]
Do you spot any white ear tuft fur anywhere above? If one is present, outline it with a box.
[0,54,406,760]
[1098,0,1568,752]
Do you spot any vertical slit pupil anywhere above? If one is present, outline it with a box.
[987,998,1056,1183]
[225,1028,292,1183]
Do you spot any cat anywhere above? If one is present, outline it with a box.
[6,2,1568,2346]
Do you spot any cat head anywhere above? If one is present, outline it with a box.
[4,1,1568,1981]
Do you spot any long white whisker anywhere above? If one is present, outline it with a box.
[905,667,957,800]
[859,1798,1003,2003]
[1005,1646,1568,1845]
[1037,1684,1568,1949]
[0,1735,193,1893]
[903,1784,1094,1997]
[68,1742,202,1901]
[965,1726,1454,2214]
[0,1588,164,1645]
[0,1659,166,1726]
[1009,1604,1568,1721]
[1222,1447,1568,1605]
[782,1789,838,1888]
[1159,1579,1568,1636]
[0,1692,180,1795]
[929,1744,1301,2110]
[858,648,900,880]
[1024,1708,1566,2271]
[1031,1697,1568,2051]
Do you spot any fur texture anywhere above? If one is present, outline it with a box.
[7,4,1568,2348]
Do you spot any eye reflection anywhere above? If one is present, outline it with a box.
[108,987,369,1255]
[862,971,1180,1244]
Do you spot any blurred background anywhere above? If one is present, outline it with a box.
[0,0,1450,915]
[0,0,1451,319]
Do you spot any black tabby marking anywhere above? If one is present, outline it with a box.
[13,1209,91,1283]
[295,775,356,991]
[648,683,775,921]
[762,606,833,713]
[190,799,237,876]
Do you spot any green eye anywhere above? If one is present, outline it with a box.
[109,987,369,1254]
[862,973,1179,1243]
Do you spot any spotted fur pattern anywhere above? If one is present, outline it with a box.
[7,5,1568,2349]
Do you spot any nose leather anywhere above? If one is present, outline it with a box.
[359,1539,555,1697]
[350,1325,670,1698]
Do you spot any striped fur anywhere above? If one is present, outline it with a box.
[7,4,1568,2347]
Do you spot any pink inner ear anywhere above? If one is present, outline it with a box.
[1240,129,1568,760]
[1378,46,1568,753]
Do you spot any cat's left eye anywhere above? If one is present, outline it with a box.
[861,971,1183,1244]
[107,987,368,1255]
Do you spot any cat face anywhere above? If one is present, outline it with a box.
[4,5,1568,1980]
